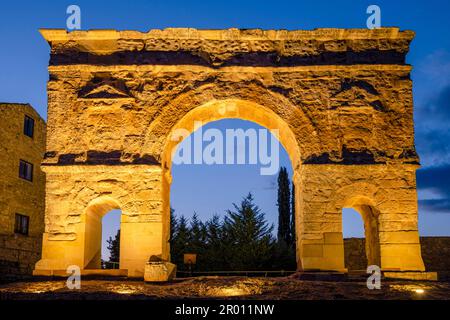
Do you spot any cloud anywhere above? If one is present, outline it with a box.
[417,187,446,201]
[415,127,450,168]
[417,165,450,214]
[419,199,450,214]
[413,64,449,212]
[414,67,450,167]
[417,165,450,193]
[416,85,450,124]
[416,50,450,92]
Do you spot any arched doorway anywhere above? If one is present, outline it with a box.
[83,197,122,269]
[342,199,381,271]
[342,208,367,270]
[353,204,381,267]
[169,118,296,272]
[159,99,302,268]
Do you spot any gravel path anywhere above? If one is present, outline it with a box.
[0,276,449,300]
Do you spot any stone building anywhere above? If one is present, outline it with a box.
[34,28,427,278]
[0,103,46,277]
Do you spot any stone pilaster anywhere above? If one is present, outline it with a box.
[35,164,164,277]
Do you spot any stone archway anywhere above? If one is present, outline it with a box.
[34,28,427,278]
[158,98,303,262]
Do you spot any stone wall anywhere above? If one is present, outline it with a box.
[0,234,41,278]
[419,237,450,272]
[0,103,46,278]
[344,237,450,271]
[344,238,367,271]
[40,28,418,167]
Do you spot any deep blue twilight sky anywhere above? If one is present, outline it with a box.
[1,1,449,260]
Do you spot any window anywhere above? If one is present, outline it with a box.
[19,160,33,181]
[23,115,34,138]
[14,214,29,235]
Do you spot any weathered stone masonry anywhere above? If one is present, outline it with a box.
[35,28,426,277]
[345,237,450,274]
[0,103,46,277]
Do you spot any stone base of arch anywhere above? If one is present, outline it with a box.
[33,165,166,278]
[295,164,426,273]
[35,162,426,279]
[34,223,163,278]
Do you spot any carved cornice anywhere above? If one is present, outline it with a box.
[40,28,415,67]
[40,28,414,43]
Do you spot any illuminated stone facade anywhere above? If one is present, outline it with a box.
[0,103,46,276]
[34,28,425,277]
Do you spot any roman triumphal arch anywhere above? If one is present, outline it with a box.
[34,28,426,278]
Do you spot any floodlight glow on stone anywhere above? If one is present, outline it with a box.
[415,288,425,294]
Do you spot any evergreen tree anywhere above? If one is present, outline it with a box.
[223,193,275,270]
[171,215,190,269]
[290,182,296,248]
[204,214,224,271]
[205,214,222,245]
[170,207,178,250]
[272,169,297,270]
[106,229,120,269]
[188,213,207,269]
[271,236,296,270]
[277,167,291,245]
[170,191,296,272]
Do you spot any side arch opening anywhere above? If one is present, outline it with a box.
[342,201,381,271]
[83,197,122,269]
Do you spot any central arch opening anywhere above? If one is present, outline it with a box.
[163,103,299,271]
[169,119,297,274]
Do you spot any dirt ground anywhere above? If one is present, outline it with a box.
[0,276,449,300]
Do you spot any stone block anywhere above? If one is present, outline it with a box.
[323,232,343,244]
[379,231,420,244]
[381,243,425,271]
[383,271,438,281]
[144,261,177,282]
[302,244,323,257]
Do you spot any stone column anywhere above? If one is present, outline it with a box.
[120,214,164,277]
[376,166,425,271]
[354,205,381,267]
[295,166,346,272]
[34,166,85,273]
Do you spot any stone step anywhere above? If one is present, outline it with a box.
[33,269,128,277]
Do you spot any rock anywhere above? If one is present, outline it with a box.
[144,261,177,282]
